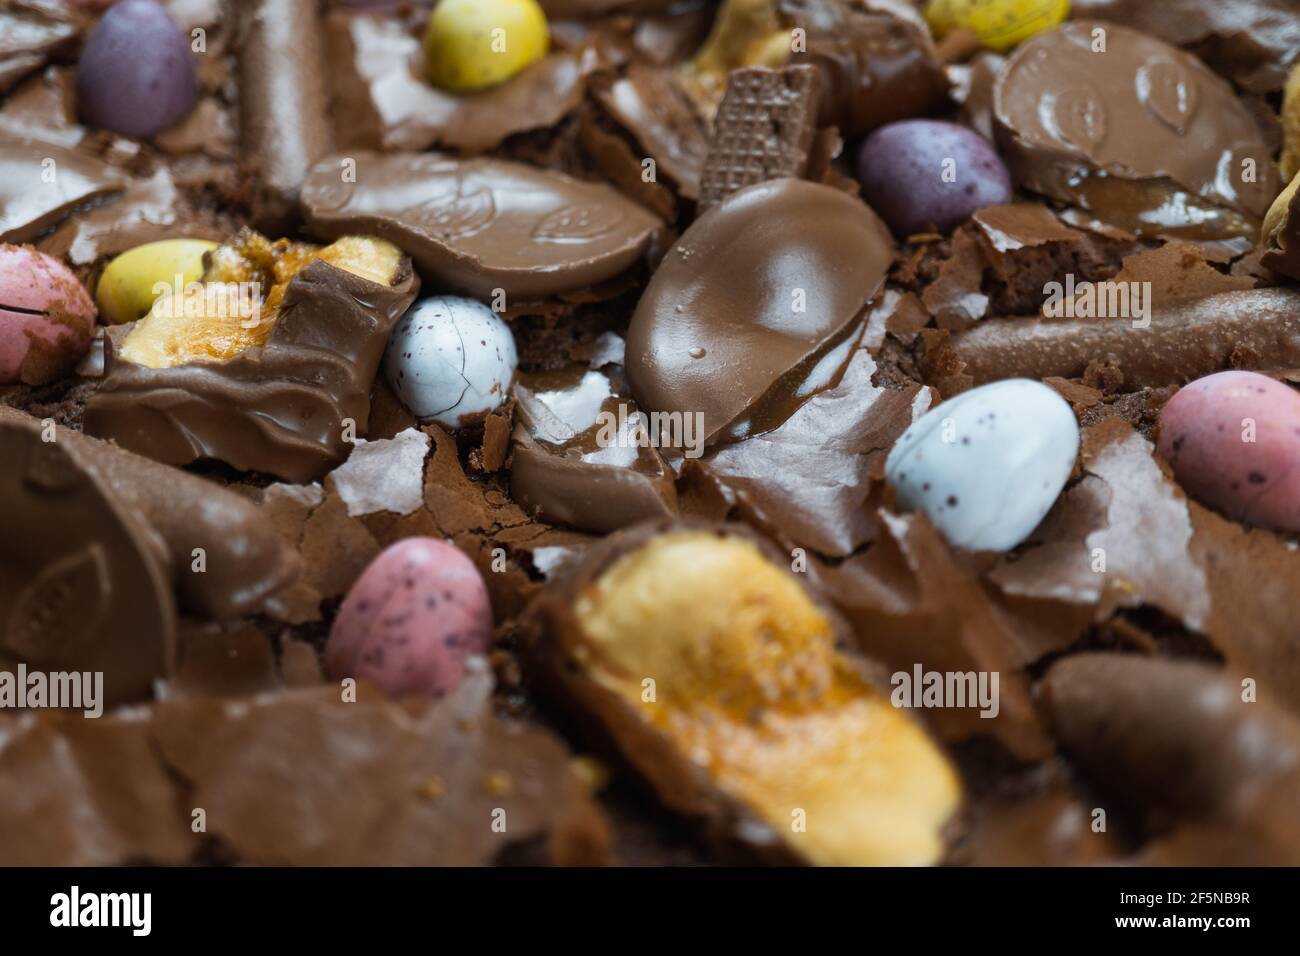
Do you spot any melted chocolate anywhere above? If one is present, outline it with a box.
[84,256,419,483]
[300,152,663,300]
[626,178,894,444]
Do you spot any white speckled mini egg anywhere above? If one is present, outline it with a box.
[384,295,518,426]
[885,378,1080,551]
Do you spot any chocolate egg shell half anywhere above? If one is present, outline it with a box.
[0,410,176,706]
[993,21,1278,221]
[522,521,960,865]
[300,152,664,300]
[626,178,894,444]
[85,255,419,484]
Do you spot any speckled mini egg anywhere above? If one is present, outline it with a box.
[0,244,97,385]
[886,378,1080,551]
[383,295,518,426]
[325,537,493,698]
[1157,371,1300,533]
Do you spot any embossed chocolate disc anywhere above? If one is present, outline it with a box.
[301,152,664,300]
[0,413,175,705]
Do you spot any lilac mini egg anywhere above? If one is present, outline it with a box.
[325,537,493,698]
[76,0,198,139]
[1157,370,1300,533]
[856,119,1012,237]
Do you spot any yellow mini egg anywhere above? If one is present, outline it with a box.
[423,0,550,94]
[925,0,1070,53]
[95,238,218,325]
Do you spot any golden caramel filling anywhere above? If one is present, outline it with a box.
[573,532,961,866]
[119,233,403,369]
[678,0,791,118]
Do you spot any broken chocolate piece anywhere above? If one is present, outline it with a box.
[698,65,823,210]
[510,366,678,534]
[0,409,176,706]
[301,152,663,301]
[948,288,1300,388]
[0,1,78,95]
[84,245,419,483]
[626,178,894,444]
[994,22,1278,229]
[237,0,334,234]
[1262,173,1300,281]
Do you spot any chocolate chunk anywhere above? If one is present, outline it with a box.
[1043,654,1300,837]
[84,255,420,484]
[626,178,894,444]
[300,152,664,301]
[0,137,125,243]
[994,22,1279,227]
[237,0,334,234]
[0,405,300,620]
[698,65,823,211]
[948,288,1300,388]
[510,367,678,534]
[0,410,176,706]
[784,0,949,139]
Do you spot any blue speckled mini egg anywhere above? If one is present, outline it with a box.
[885,378,1080,551]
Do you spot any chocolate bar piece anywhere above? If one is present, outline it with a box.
[698,65,823,211]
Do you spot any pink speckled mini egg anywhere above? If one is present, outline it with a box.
[326,537,493,697]
[0,244,97,385]
[1157,370,1300,533]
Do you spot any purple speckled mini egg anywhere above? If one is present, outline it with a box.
[1157,370,1300,533]
[856,119,1012,237]
[75,0,198,139]
[326,537,493,698]
[0,244,96,385]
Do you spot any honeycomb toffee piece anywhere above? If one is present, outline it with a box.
[237,0,334,234]
[993,21,1279,239]
[0,408,175,706]
[523,522,960,865]
[510,366,678,535]
[698,65,824,211]
[300,152,663,301]
[626,178,894,445]
[0,406,300,621]
[948,288,1300,388]
[84,231,419,483]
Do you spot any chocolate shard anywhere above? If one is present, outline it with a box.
[84,255,419,484]
[698,65,824,211]
[237,0,334,234]
[300,152,664,301]
[784,0,949,139]
[0,1,78,94]
[948,288,1300,389]
[626,178,894,444]
[510,367,678,535]
[0,410,176,706]
[0,136,125,242]
[0,405,300,620]
[993,21,1279,228]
